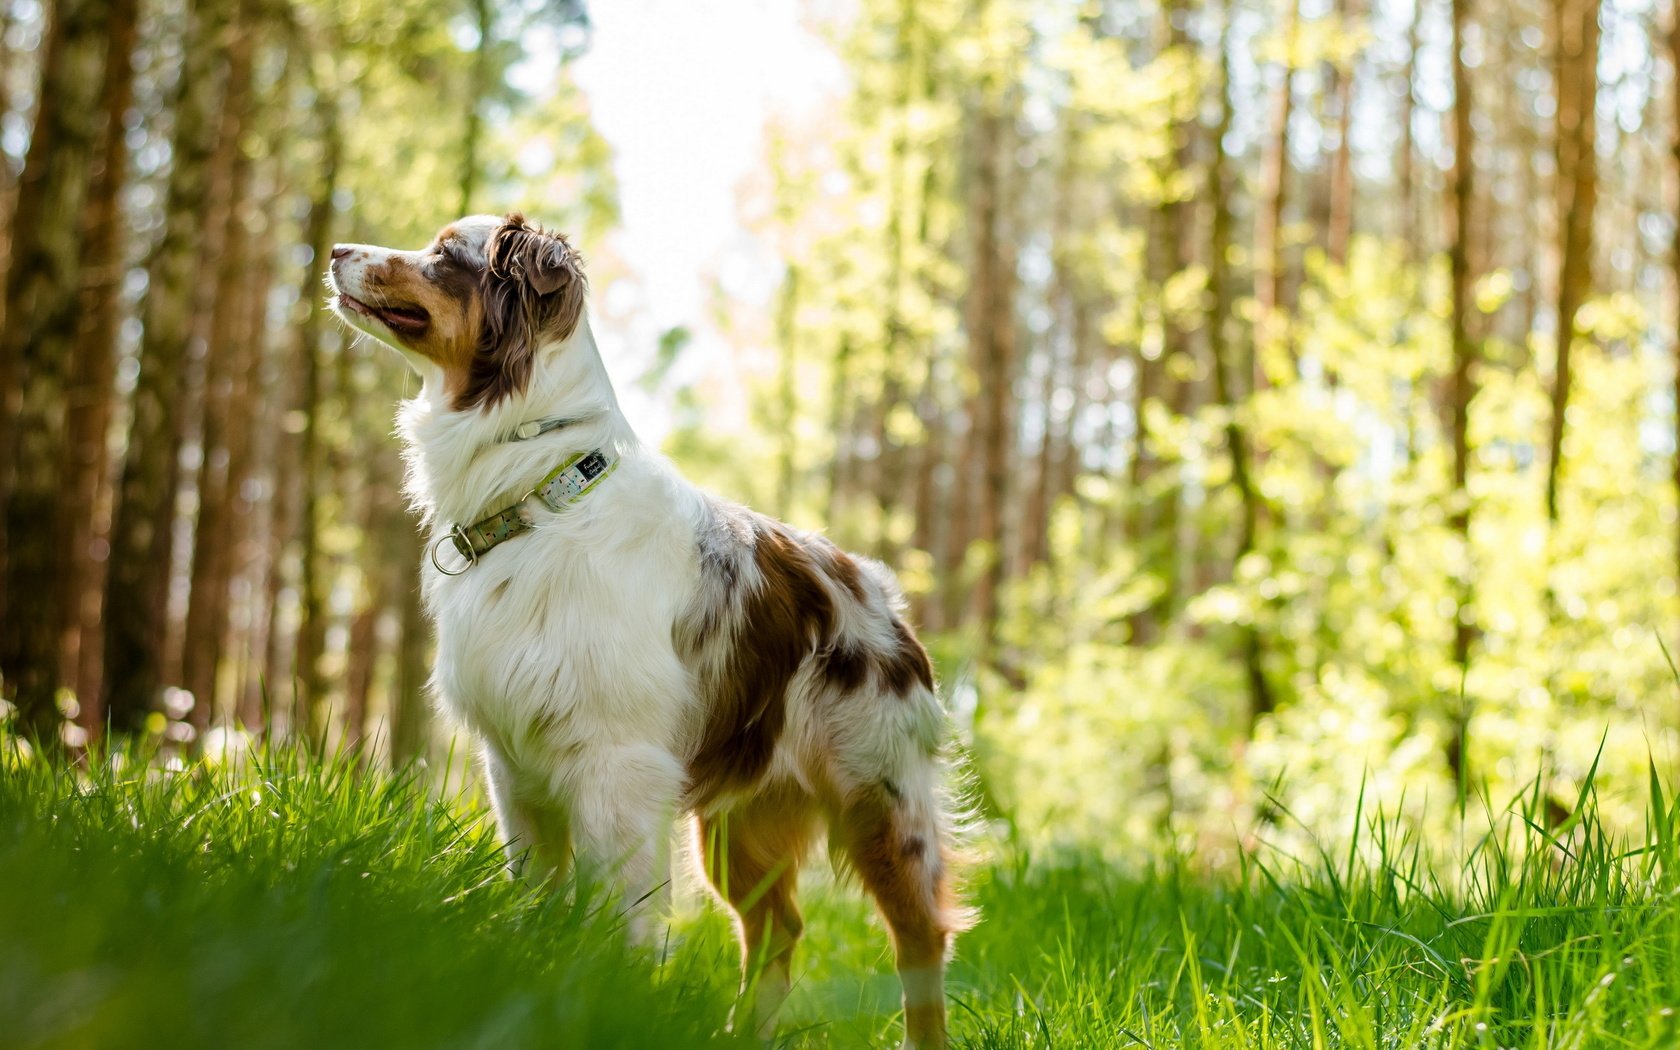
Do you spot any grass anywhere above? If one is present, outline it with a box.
[3,742,1678,1049]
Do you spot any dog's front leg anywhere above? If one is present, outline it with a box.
[563,742,685,948]
[483,745,574,886]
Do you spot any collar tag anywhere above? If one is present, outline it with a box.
[533,449,617,512]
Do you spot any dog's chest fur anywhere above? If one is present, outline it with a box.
[424,457,706,791]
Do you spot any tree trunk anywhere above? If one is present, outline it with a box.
[1252,0,1300,390]
[873,0,919,561]
[1326,0,1359,263]
[909,347,947,630]
[1543,0,1599,525]
[826,333,854,526]
[222,226,271,733]
[181,20,255,731]
[293,100,343,745]
[58,0,141,736]
[774,265,800,518]
[341,480,393,752]
[1672,0,1680,590]
[964,95,1015,659]
[1399,0,1422,255]
[0,0,113,739]
[458,0,491,214]
[103,0,227,733]
[1445,0,1478,794]
[1210,1,1274,730]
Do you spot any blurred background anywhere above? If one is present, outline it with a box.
[0,0,1675,860]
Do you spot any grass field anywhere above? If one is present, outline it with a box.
[3,743,1678,1049]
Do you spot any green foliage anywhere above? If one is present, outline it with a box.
[688,0,1680,868]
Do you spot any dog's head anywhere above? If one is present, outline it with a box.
[327,213,587,409]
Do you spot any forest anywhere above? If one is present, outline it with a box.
[4,0,1680,1046]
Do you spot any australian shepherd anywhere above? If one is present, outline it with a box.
[327,214,970,1048]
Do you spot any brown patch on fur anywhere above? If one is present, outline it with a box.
[820,643,871,693]
[811,542,868,602]
[881,616,935,694]
[359,250,485,382]
[455,213,588,411]
[816,617,934,699]
[684,521,836,807]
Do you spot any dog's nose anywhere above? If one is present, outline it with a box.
[330,245,352,261]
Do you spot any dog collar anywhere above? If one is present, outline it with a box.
[430,448,619,576]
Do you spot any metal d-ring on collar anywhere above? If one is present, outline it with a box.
[430,525,478,577]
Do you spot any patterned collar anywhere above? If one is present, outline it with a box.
[430,447,619,576]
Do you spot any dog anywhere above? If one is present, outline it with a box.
[327,214,970,1048]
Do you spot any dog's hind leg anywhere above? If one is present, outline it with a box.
[835,770,967,1050]
[696,786,817,1040]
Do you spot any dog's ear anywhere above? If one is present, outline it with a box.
[487,213,584,298]
[459,214,588,410]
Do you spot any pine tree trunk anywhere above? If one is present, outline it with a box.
[59,0,140,735]
[1210,2,1274,730]
[103,0,228,733]
[827,333,854,526]
[458,0,491,214]
[1326,0,1358,263]
[342,477,393,752]
[293,101,343,745]
[0,1,17,253]
[965,96,1015,659]
[1252,0,1299,390]
[909,348,946,630]
[873,0,919,561]
[775,265,800,518]
[1672,0,1680,590]
[181,22,255,731]
[0,0,113,738]
[1445,0,1478,793]
[1543,0,1599,525]
[1399,2,1422,253]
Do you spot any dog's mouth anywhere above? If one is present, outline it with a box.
[338,292,430,336]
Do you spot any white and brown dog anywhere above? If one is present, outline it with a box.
[327,214,969,1048]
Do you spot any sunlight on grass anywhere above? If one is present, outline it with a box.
[3,740,1677,1048]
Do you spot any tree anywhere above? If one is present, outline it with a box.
[962,4,1019,660]
[57,0,141,732]
[1673,0,1680,590]
[0,0,116,738]
[1543,0,1600,525]
[103,0,229,733]
[1252,0,1300,389]
[1445,0,1478,793]
[181,15,257,729]
[292,94,343,745]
